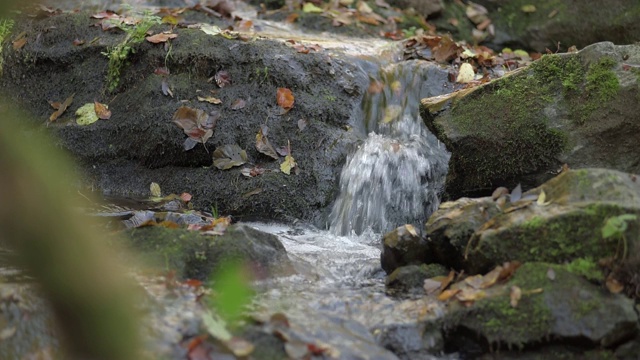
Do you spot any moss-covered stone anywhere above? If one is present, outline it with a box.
[421,42,640,198]
[122,224,293,280]
[444,262,638,351]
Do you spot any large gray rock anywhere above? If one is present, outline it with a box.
[443,262,639,353]
[475,0,640,52]
[124,223,294,280]
[421,42,640,198]
[426,168,640,274]
[0,10,366,224]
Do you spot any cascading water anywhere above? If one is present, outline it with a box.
[329,60,451,235]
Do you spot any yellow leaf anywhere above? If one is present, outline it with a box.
[76,103,99,125]
[456,63,475,83]
[280,155,296,175]
[197,96,222,104]
[510,286,522,307]
[302,3,323,13]
[150,182,161,197]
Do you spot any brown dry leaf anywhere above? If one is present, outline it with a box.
[433,36,461,63]
[440,270,456,292]
[49,93,74,122]
[510,286,522,307]
[241,166,266,178]
[198,96,222,104]
[606,275,624,294]
[12,37,27,50]
[213,144,247,170]
[230,98,246,110]
[154,67,170,75]
[437,288,461,301]
[464,275,484,289]
[94,101,111,120]
[146,32,178,43]
[276,88,294,111]
[498,261,522,281]
[214,70,231,88]
[456,287,486,302]
[256,126,279,160]
[285,13,299,23]
[480,266,502,288]
[235,20,254,32]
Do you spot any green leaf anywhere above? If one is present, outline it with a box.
[76,103,99,125]
[213,144,247,170]
[210,261,253,327]
[202,310,232,342]
[302,2,323,13]
[602,214,637,239]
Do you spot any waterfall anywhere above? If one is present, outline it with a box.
[329,60,451,235]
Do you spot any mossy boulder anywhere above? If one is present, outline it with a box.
[443,262,638,355]
[421,42,640,198]
[0,10,367,224]
[475,0,640,52]
[426,168,640,274]
[123,223,294,280]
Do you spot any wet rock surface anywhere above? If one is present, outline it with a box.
[443,262,638,357]
[124,223,294,280]
[0,9,366,224]
[422,42,640,199]
[425,168,640,274]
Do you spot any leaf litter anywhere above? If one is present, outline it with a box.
[172,106,217,151]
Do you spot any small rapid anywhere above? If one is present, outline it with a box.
[329,60,451,235]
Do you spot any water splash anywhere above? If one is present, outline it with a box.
[329,60,451,235]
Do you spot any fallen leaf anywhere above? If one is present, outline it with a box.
[201,24,222,36]
[276,88,294,111]
[357,1,373,13]
[76,103,99,125]
[297,118,308,131]
[180,192,192,202]
[256,126,279,160]
[498,261,522,281]
[546,267,556,280]
[480,266,502,288]
[510,184,522,202]
[280,155,296,175]
[150,182,162,197]
[456,287,485,302]
[94,101,111,120]
[73,39,85,46]
[510,286,522,307]
[456,63,475,83]
[198,96,222,104]
[230,98,246,110]
[521,5,537,13]
[162,79,173,97]
[224,337,255,357]
[213,144,248,170]
[537,189,551,206]
[492,187,509,200]
[215,70,231,88]
[49,93,74,122]
[146,32,178,43]
[12,37,27,50]
[235,19,254,32]
[285,13,299,23]
[440,270,456,291]
[423,278,442,294]
[242,187,263,198]
[606,274,624,294]
[202,310,232,342]
[437,288,461,301]
[302,2,323,13]
[154,67,170,75]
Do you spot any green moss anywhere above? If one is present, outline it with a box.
[585,56,619,103]
[565,258,603,281]
[443,55,571,191]
[0,18,14,74]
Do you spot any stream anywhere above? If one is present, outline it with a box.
[4,1,454,358]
